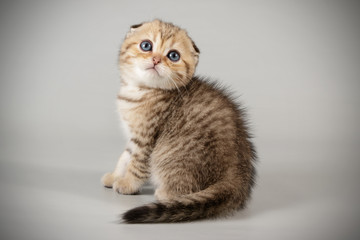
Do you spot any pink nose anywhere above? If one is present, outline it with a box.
[153,56,161,65]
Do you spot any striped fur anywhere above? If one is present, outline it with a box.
[101,20,256,223]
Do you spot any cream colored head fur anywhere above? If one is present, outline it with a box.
[118,19,200,89]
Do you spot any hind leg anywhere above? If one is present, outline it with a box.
[151,143,204,201]
[154,185,187,201]
[154,187,172,201]
[154,171,201,202]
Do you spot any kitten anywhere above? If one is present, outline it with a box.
[101,19,256,223]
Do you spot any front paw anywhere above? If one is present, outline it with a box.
[101,172,115,188]
[113,178,139,195]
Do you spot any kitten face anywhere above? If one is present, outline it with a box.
[119,20,200,90]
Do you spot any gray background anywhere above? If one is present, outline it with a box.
[1,0,359,239]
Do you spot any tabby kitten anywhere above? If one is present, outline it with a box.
[101,19,256,223]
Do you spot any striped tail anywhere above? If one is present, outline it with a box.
[122,181,249,223]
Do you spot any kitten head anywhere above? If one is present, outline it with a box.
[118,20,200,89]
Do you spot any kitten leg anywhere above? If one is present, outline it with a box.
[101,148,131,188]
[154,171,200,200]
[112,140,151,195]
[154,187,169,201]
[154,187,179,201]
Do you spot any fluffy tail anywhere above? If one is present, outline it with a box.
[122,181,250,223]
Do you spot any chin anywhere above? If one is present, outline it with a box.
[121,68,174,90]
[121,65,175,90]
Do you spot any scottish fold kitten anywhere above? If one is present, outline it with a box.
[101,20,256,223]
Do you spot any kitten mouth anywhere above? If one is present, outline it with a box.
[146,66,160,76]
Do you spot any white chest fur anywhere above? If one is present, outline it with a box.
[117,85,149,139]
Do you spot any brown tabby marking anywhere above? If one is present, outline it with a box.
[101,19,256,223]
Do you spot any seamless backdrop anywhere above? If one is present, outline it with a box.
[0,1,359,240]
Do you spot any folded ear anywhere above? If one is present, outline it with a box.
[130,23,143,32]
[191,39,200,66]
[191,40,200,55]
[126,23,143,38]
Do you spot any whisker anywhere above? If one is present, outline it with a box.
[172,73,190,96]
[163,72,185,103]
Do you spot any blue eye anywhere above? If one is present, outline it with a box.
[167,51,180,62]
[140,40,152,51]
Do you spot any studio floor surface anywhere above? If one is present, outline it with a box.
[1,135,359,240]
